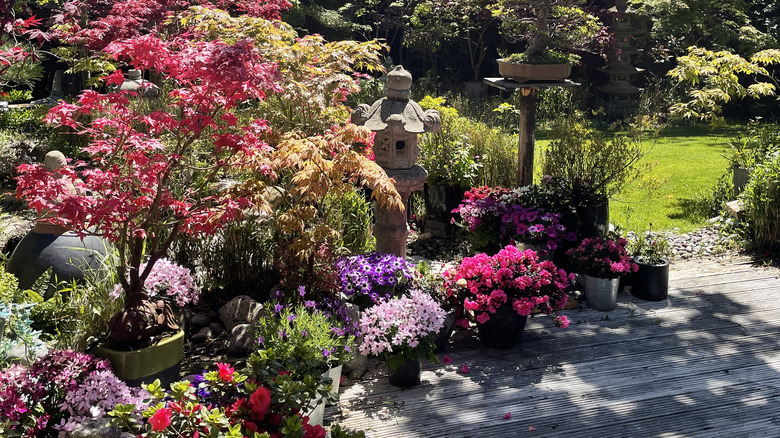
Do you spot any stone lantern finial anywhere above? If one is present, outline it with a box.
[386,66,413,101]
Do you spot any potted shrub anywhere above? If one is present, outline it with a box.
[251,304,355,425]
[443,245,573,349]
[452,183,577,255]
[416,96,482,235]
[92,258,200,386]
[495,0,600,81]
[540,116,646,238]
[566,236,638,311]
[629,228,672,301]
[358,289,446,387]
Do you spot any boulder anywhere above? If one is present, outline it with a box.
[219,295,263,331]
[227,323,254,357]
[189,313,211,327]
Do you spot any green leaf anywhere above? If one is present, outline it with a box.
[385,354,406,369]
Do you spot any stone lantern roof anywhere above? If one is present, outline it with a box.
[351,66,440,135]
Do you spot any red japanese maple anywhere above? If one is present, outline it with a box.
[16,35,281,343]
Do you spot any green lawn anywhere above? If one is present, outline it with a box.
[537,124,744,234]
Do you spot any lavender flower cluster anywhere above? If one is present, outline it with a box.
[111,258,200,306]
[336,252,415,303]
[358,289,445,357]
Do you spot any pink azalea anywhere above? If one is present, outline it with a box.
[476,312,490,324]
[460,364,470,374]
[503,412,512,420]
[442,355,452,364]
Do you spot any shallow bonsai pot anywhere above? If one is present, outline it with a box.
[497,60,572,82]
[93,329,184,387]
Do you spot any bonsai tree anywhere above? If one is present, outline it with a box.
[496,0,601,63]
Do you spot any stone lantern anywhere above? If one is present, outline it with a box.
[351,65,440,256]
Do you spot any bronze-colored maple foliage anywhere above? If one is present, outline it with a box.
[273,124,402,263]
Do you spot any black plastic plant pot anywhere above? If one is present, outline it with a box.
[632,259,670,301]
[579,202,609,238]
[388,358,422,387]
[475,304,528,349]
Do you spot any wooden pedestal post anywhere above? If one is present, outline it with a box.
[483,78,579,188]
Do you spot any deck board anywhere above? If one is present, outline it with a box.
[326,255,780,437]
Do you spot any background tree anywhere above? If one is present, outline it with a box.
[629,0,778,57]
[667,47,780,124]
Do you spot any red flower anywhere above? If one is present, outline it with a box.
[149,407,172,431]
[249,386,272,418]
[303,421,326,438]
[217,362,235,382]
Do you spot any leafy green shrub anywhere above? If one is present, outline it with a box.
[331,188,374,254]
[172,215,277,300]
[741,153,780,250]
[418,95,517,188]
[0,106,45,132]
[725,120,780,169]
[541,116,645,205]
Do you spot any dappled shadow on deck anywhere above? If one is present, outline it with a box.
[327,256,780,437]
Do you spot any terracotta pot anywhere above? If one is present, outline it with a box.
[497,60,572,82]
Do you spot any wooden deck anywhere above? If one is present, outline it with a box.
[326,256,780,437]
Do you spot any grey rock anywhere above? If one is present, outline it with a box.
[190,313,211,327]
[209,322,225,337]
[261,186,288,209]
[227,323,254,357]
[191,326,213,343]
[68,417,133,438]
[219,295,264,331]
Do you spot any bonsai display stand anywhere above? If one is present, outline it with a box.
[484,78,579,187]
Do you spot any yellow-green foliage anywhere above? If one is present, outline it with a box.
[171,7,396,268]
[174,7,385,136]
[668,46,780,124]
